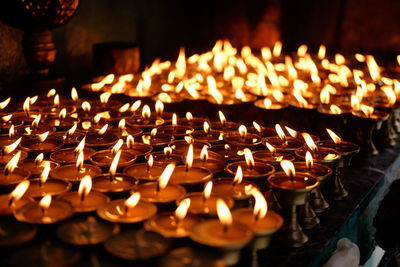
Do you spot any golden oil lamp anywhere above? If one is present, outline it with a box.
[123,155,166,182]
[223,125,262,149]
[0,137,28,164]
[0,180,33,216]
[50,137,96,164]
[145,147,182,166]
[191,121,224,145]
[0,151,31,187]
[181,145,227,174]
[210,111,240,132]
[267,160,319,247]
[20,131,63,156]
[263,124,304,153]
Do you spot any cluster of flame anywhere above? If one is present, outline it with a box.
[88,41,400,118]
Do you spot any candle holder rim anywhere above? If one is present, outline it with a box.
[267,172,319,192]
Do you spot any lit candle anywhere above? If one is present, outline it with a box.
[0,151,30,186]
[0,180,32,215]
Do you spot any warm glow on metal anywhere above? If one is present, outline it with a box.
[5,151,21,174]
[38,131,49,143]
[216,199,232,228]
[302,132,317,152]
[158,163,175,191]
[78,175,92,201]
[281,160,295,177]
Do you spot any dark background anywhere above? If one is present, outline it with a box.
[0,0,399,89]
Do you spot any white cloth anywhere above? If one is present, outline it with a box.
[322,238,360,267]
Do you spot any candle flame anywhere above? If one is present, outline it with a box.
[233,165,243,185]
[285,126,297,138]
[216,199,232,228]
[75,137,85,155]
[175,47,186,79]
[54,94,59,107]
[71,87,79,102]
[38,131,49,143]
[297,44,308,57]
[82,101,91,112]
[5,151,21,174]
[351,95,361,111]
[186,112,193,121]
[151,128,157,137]
[39,194,52,211]
[172,113,177,127]
[275,124,286,141]
[265,142,276,153]
[118,103,130,113]
[263,98,272,109]
[109,150,122,177]
[98,124,108,135]
[326,128,341,144]
[155,100,164,116]
[330,104,342,114]
[360,104,374,118]
[47,89,56,97]
[158,163,175,190]
[30,96,38,105]
[40,162,51,184]
[118,119,126,131]
[244,148,255,169]
[305,151,313,169]
[164,147,172,158]
[272,41,282,57]
[175,198,190,222]
[2,114,12,122]
[366,55,381,82]
[238,125,247,138]
[147,154,154,168]
[32,114,41,127]
[142,105,151,119]
[253,121,262,134]
[59,108,67,120]
[4,137,22,154]
[124,192,141,209]
[23,97,30,115]
[186,144,194,170]
[320,89,330,104]
[111,139,124,155]
[76,151,84,171]
[318,45,326,59]
[131,100,141,112]
[208,76,223,104]
[218,111,226,126]
[81,121,91,130]
[0,97,10,109]
[280,160,295,177]
[10,180,30,203]
[200,145,208,162]
[9,125,14,139]
[100,92,112,104]
[203,181,213,200]
[302,132,317,152]
[184,135,193,144]
[35,153,44,165]
[126,135,134,149]
[203,121,210,134]
[381,86,396,106]
[78,175,92,201]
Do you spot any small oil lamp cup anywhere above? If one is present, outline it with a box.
[226,161,275,192]
[25,178,72,198]
[145,152,182,166]
[267,172,319,247]
[140,132,173,150]
[103,229,169,261]
[77,121,110,133]
[19,160,59,178]
[14,199,74,224]
[351,109,389,156]
[123,163,165,182]
[168,166,213,192]
[97,199,158,224]
[232,208,283,251]
[0,135,21,147]
[20,137,63,156]
[11,111,42,125]
[17,125,56,137]
[0,167,30,188]
[89,99,122,112]
[144,211,202,238]
[169,140,211,155]
[223,132,262,150]
[317,140,360,200]
[293,162,332,229]
[126,115,165,132]
[44,117,77,131]
[252,151,295,168]
[253,99,289,126]
[212,178,254,209]
[77,133,119,150]
[49,131,85,147]
[183,192,234,217]
[263,137,304,154]
[248,126,277,138]
[0,194,34,216]
[97,111,134,127]
[89,150,137,170]
[179,117,208,130]
[191,129,223,145]
[50,164,102,183]
[0,150,28,165]
[317,104,352,137]
[57,191,110,212]
[91,173,138,195]
[0,122,24,136]
[135,183,187,210]
[0,218,37,246]
[56,216,120,245]
[50,147,96,164]
[156,125,194,139]
[210,144,245,162]
[210,121,240,132]
[122,143,153,159]
[160,247,225,267]
[181,150,227,175]
[108,126,142,138]
[189,219,254,266]
[295,147,343,200]
[374,105,398,147]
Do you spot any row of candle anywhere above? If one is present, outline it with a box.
[0,89,360,265]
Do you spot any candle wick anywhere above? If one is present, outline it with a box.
[290,173,294,182]
[156,182,160,193]
[109,173,114,183]
[146,163,150,172]
[185,164,189,172]
[4,168,9,177]
[308,165,311,172]
[81,194,85,203]
[1,148,4,157]
[8,197,13,207]
[222,224,228,234]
